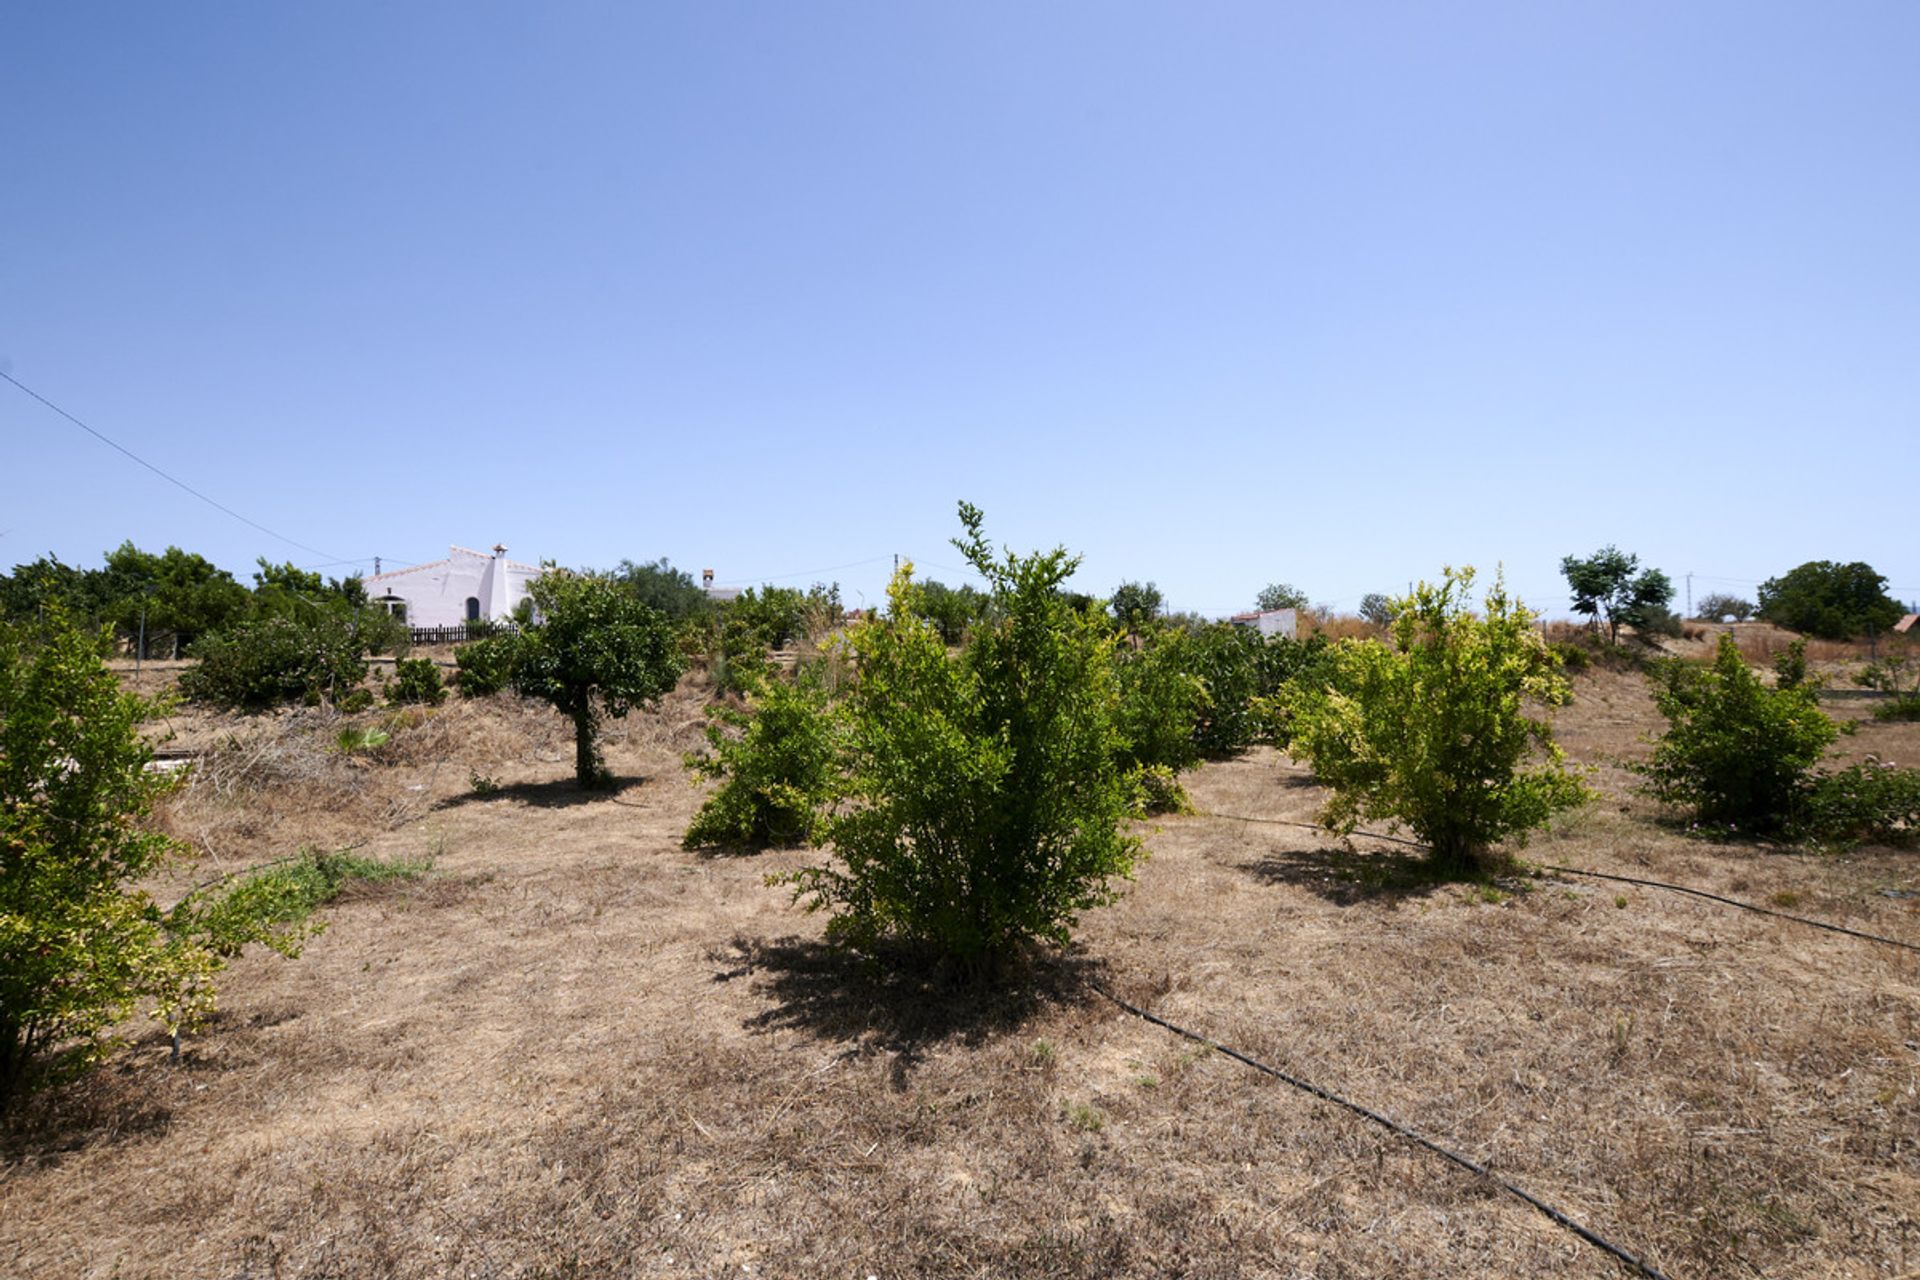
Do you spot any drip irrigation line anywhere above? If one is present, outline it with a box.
[1531,863,1920,955]
[1200,810,1920,956]
[1090,980,1671,1279]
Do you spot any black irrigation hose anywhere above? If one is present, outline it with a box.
[1202,810,1920,956]
[1530,863,1920,956]
[1090,980,1673,1280]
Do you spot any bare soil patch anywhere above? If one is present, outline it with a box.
[5,671,1918,1278]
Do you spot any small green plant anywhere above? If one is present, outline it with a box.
[1129,763,1195,816]
[1029,1039,1057,1067]
[388,656,446,706]
[1772,638,1815,691]
[782,504,1141,977]
[334,725,392,755]
[454,633,520,697]
[1287,568,1589,872]
[1802,759,1920,846]
[1614,894,1629,909]
[1062,1101,1105,1132]
[1638,634,1838,837]
[469,771,502,796]
[683,670,841,851]
[1875,693,1920,723]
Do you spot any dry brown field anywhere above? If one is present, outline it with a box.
[3,658,1918,1279]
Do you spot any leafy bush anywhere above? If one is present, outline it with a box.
[683,671,841,850]
[454,634,520,697]
[0,615,349,1108]
[614,557,710,620]
[1288,568,1589,871]
[1856,655,1916,693]
[1637,634,1838,836]
[1184,624,1269,758]
[1695,592,1754,623]
[1130,764,1194,816]
[1758,561,1903,640]
[512,572,684,787]
[1256,582,1309,612]
[179,611,373,709]
[1802,759,1920,846]
[1772,638,1814,691]
[1112,627,1209,812]
[388,656,446,706]
[1875,693,1920,723]
[783,505,1140,975]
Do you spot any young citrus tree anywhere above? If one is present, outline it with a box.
[513,572,685,787]
[1288,568,1589,872]
[683,667,842,851]
[784,504,1141,977]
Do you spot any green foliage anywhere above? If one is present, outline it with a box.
[1130,764,1194,816]
[1757,561,1902,640]
[454,633,521,697]
[1287,568,1589,871]
[1801,759,1920,846]
[783,505,1141,974]
[179,611,377,709]
[906,579,990,645]
[1772,638,1813,691]
[1112,627,1209,812]
[1559,545,1675,645]
[1358,593,1396,627]
[513,572,685,787]
[334,725,390,754]
[1184,624,1269,758]
[0,554,120,626]
[1856,654,1916,694]
[1638,634,1839,836]
[1108,581,1164,633]
[103,542,252,655]
[683,671,841,850]
[0,614,185,1105]
[614,557,710,621]
[1695,592,1753,623]
[1256,582,1309,612]
[1873,692,1920,723]
[388,656,446,706]
[0,615,400,1108]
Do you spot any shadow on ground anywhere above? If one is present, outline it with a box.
[1239,844,1471,907]
[433,774,652,811]
[0,1072,174,1167]
[718,935,1100,1088]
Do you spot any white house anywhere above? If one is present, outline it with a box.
[362,544,543,629]
[1228,607,1298,639]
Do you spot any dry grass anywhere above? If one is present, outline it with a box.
[5,668,1920,1277]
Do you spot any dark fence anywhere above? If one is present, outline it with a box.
[408,623,521,646]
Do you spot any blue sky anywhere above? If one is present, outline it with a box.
[5,2,1916,617]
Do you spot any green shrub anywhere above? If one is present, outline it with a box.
[1802,759,1920,846]
[179,612,373,709]
[1638,634,1838,836]
[1874,692,1920,723]
[1287,568,1589,871]
[1114,627,1208,779]
[454,634,520,697]
[0,614,351,1108]
[1130,763,1194,816]
[388,657,446,706]
[782,504,1141,975]
[1772,638,1814,691]
[683,671,841,850]
[1185,624,1268,758]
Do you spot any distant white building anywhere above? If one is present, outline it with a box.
[1228,607,1298,639]
[363,544,542,629]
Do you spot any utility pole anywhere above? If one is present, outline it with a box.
[1685,572,1692,619]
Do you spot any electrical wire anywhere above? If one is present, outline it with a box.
[2,369,343,563]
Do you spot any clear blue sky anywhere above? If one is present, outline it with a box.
[5,2,1917,617]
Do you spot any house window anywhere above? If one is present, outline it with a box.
[465,597,481,622]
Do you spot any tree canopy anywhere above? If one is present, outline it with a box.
[1559,545,1675,645]
[1756,561,1902,640]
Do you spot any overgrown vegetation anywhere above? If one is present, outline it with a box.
[683,669,841,850]
[782,504,1141,976]
[1641,633,1920,843]
[179,611,383,709]
[0,614,418,1110]
[1694,592,1753,623]
[1287,568,1589,872]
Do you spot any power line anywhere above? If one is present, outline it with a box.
[2,369,343,563]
